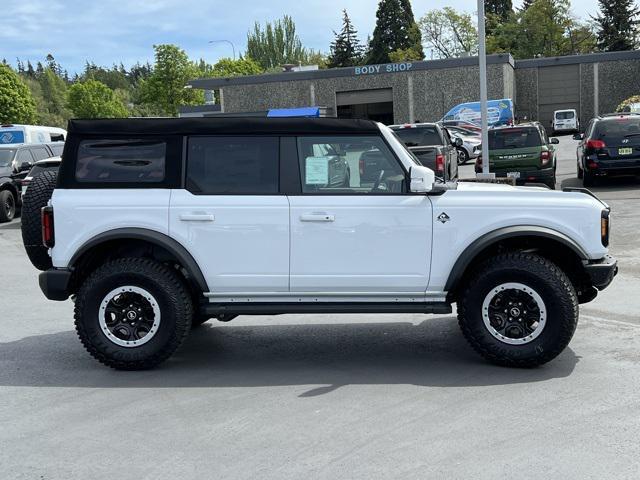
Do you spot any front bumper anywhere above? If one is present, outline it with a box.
[39,268,72,301]
[585,254,618,290]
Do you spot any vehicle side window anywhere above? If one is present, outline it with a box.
[76,139,166,183]
[16,149,34,164]
[30,147,50,161]
[186,136,279,194]
[441,128,451,146]
[297,136,406,194]
[49,143,64,156]
[586,120,595,138]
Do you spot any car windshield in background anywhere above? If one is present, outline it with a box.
[488,128,542,149]
[393,127,441,147]
[594,118,640,144]
[555,111,575,120]
[0,149,16,167]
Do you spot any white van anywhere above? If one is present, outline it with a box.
[0,124,66,145]
[552,109,579,134]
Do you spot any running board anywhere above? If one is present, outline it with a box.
[200,302,452,316]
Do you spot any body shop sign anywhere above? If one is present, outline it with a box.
[355,62,413,75]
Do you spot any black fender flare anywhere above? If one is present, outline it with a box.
[69,228,209,293]
[444,225,589,293]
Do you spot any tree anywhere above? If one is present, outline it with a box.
[209,57,263,77]
[486,0,513,19]
[419,7,478,58]
[367,0,424,64]
[593,0,640,51]
[67,79,128,118]
[327,10,364,68]
[520,0,535,9]
[0,63,37,123]
[139,44,203,116]
[245,15,311,70]
[36,68,72,126]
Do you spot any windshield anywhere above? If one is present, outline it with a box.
[555,111,575,120]
[488,128,542,149]
[594,118,640,143]
[392,127,441,147]
[0,149,16,167]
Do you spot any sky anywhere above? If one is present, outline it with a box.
[0,0,603,75]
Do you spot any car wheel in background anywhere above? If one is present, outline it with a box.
[0,190,16,223]
[457,148,469,165]
[457,252,578,367]
[21,171,57,270]
[74,258,193,370]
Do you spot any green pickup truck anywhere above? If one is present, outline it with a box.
[475,122,559,189]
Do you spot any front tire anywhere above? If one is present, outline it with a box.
[75,258,193,370]
[0,190,16,223]
[457,148,469,165]
[457,252,578,367]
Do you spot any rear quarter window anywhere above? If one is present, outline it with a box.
[76,139,166,183]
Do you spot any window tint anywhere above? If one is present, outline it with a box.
[76,139,166,183]
[187,136,279,194]
[30,147,50,161]
[392,126,442,147]
[488,128,542,149]
[297,136,405,194]
[555,111,575,120]
[49,143,64,155]
[594,118,640,144]
[16,149,34,164]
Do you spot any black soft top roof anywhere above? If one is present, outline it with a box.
[67,117,381,136]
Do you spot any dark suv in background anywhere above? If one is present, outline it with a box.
[575,113,640,186]
[389,123,460,181]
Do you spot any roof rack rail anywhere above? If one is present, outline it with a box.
[598,112,640,118]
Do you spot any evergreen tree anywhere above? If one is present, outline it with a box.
[366,0,424,64]
[486,0,513,19]
[521,0,535,10]
[327,10,364,68]
[594,0,639,51]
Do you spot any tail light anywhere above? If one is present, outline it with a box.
[436,154,445,172]
[601,210,610,247]
[586,139,606,151]
[359,157,364,176]
[540,150,551,166]
[41,206,55,248]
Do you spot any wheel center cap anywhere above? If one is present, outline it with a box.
[510,307,521,317]
[126,310,138,321]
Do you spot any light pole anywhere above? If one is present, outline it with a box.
[208,39,236,60]
[477,0,493,177]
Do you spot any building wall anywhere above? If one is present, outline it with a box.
[515,67,538,121]
[580,63,595,125]
[598,59,640,114]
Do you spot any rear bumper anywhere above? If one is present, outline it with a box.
[39,268,72,301]
[585,255,618,290]
[477,167,555,183]
[585,157,640,176]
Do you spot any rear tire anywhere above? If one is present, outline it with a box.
[457,252,578,368]
[21,171,57,270]
[0,190,16,223]
[583,170,597,187]
[74,258,193,370]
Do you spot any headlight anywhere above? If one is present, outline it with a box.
[601,210,610,247]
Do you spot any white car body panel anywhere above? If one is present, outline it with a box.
[50,189,170,268]
[168,189,289,293]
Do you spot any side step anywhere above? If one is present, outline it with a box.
[200,302,453,316]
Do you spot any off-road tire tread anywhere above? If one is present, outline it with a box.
[457,252,578,368]
[74,258,193,370]
[21,170,57,270]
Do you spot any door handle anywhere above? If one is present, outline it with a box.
[300,213,335,222]
[179,214,215,222]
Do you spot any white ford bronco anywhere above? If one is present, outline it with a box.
[22,118,617,370]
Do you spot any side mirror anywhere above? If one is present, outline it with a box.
[454,137,463,147]
[550,138,560,144]
[572,133,584,140]
[410,165,435,193]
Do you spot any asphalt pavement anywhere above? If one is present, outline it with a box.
[1,135,639,479]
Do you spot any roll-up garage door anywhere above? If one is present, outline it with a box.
[538,64,580,132]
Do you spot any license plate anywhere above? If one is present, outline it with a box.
[507,171,521,179]
[619,148,633,155]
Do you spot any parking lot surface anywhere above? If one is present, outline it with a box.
[1,135,639,479]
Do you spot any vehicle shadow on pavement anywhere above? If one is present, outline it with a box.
[0,316,579,395]
[561,176,640,193]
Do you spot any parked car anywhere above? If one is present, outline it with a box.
[0,153,20,223]
[552,109,579,134]
[390,123,459,180]
[0,124,66,145]
[445,127,481,165]
[0,142,62,173]
[574,113,640,186]
[20,157,62,195]
[24,117,616,370]
[475,122,559,189]
[441,120,482,132]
